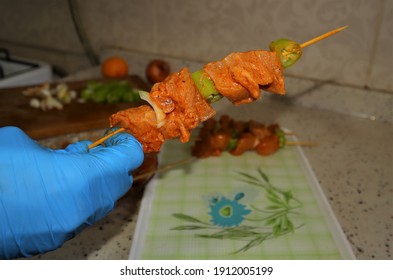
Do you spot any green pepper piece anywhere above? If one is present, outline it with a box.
[226,130,239,151]
[269,39,302,68]
[111,82,129,103]
[80,87,93,101]
[122,88,141,102]
[115,81,141,102]
[275,128,286,148]
[91,85,108,103]
[191,70,223,103]
[81,81,141,103]
[107,85,123,103]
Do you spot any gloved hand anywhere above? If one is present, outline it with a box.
[0,126,144,259]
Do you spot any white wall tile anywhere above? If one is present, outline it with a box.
[77,0,156,54]
[0,0,391,93]
[0,0,83,52]
[152,0,386,91]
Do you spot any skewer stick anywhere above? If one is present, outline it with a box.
[87,27,345,150]
[300,26,348,49]
[88,128,314,150]
[133,157,196,181]
[88,127,126,149]
[134,141,317,180]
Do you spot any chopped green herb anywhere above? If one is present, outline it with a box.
[80,80,141,103]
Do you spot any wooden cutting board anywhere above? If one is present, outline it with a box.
[0,75,150,140]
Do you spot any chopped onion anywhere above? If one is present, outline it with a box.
[29,98,41,109]
[138,90,166,128]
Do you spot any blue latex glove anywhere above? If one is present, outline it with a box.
[0,126,144,259]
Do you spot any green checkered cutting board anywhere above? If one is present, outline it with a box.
[130,136,354,260]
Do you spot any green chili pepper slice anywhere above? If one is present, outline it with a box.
[275,128,287,148]
[81,81,140,103]
[269,39,302,69]
[191,70,223,103]
[226,130,239,151]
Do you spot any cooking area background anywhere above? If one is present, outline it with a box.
[0,0,391,93]
[0,0,391,260]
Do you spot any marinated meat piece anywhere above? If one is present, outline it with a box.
[110,105,164,153]
[110,68,216,153]
[192,119,222,158]
[218,114,232,129]
[267,123,280,134]
[150,68,216,142]
[249,120,271,139]
[204,50,285,105]
[159,111,190,142]
[204,61,251,105]
[232,120,248,133]
[226,51,275,99]
[211,131,232,151]
[192,135,222,158]
[256,135,280,156]
[192,115,283,158]
[201,118,218,134]
[230,132,258,156]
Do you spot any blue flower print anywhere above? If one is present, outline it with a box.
[208,193,251,227]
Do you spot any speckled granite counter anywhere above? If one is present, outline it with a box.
[29,59,392,260]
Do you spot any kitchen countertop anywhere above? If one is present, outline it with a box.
[28,62,392,260]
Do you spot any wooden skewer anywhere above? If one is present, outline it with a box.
[133,157,196,181]
[133,141,317,181]
[87,27,346,150]
[88,127,126,149]
[88,126,316,150]
[300,26,348,49]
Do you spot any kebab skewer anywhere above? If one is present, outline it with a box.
[191,115,317,158]
[134,115,318,181]
[88,26,347,152]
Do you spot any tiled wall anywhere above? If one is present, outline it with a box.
[0,0,392,92]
